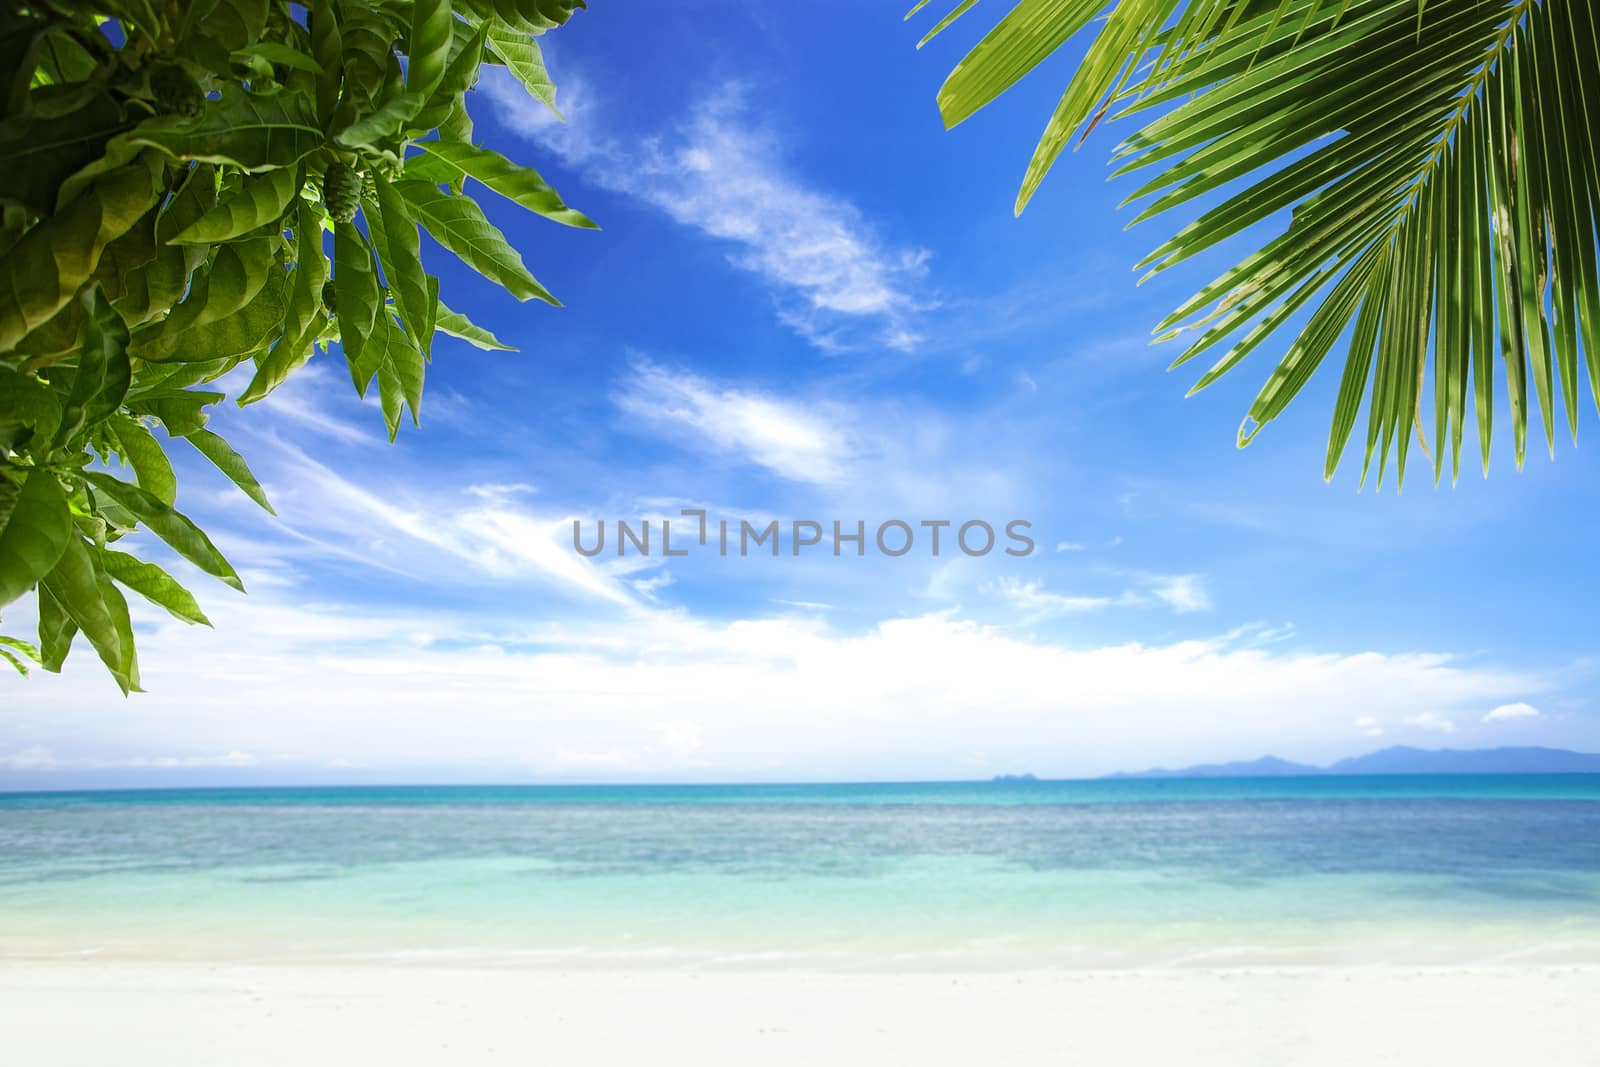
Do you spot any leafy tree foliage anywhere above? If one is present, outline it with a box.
[913,0,1599,484]
[0,0,594,688]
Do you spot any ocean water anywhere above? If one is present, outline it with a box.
[3,777,1599,968]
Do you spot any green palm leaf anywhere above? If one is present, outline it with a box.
[915,0,1599,484]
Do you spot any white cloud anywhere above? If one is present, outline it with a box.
[1484,702,1540,723]
[0,746,259,770]
[986,578,1119,619]
[481,72,928,352]
[631,571,675,600]
[655,720,705,756]
[248,362,379,446]
[466,482,537,500]
[236,443,641,608]
[773,599,832,612]
[615,360,853,484]
[986,574,1216,621]
[3,591,1549,782]
[1055,542,1086,553]
[0,745,56,770]
[1148,574,1213,613]
[1405,711,1456,734]
[1354,715,1385,738]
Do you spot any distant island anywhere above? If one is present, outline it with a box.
[1106,746,1600,780]
[991,773,1039,783]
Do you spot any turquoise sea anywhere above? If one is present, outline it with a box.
[3,776,1599,968]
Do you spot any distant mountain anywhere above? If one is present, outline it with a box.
[1327,746,1600,776]
[1107,755,1320,780]
[1109,746,1600,780]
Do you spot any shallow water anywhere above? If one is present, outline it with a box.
[3,777,1598,967]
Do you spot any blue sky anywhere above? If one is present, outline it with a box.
[4,2,1598,788]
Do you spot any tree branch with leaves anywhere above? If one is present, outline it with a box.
[0,0,595,689]
[913,0,1598,485]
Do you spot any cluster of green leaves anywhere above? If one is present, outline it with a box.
[913,0,1598,485]
[0,0,595,689]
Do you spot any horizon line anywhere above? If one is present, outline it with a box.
[7,769,1600,798]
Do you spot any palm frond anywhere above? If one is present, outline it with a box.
[914,0,1600,484]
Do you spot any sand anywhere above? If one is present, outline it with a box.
[2,960,1596,1066]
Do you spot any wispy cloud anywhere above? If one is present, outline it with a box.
[1148,574,1213,613]
[614,360,853,485]
[0,746,260,771]
[205,440,642,609]
[247,361,379,446]
[985,578,1123,620]
[986,573,1212,620]
[482,72,929,352]
[1406,711,1457,734]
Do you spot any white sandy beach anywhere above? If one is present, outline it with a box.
[3,960,1596,1066]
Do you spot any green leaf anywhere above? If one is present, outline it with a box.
[128,85,322,172]
[35,584,77,672]
[54,286,132,445]
[185,428,274,513]
[436,94,474,150]
[394,179,559,304]
[406,141,597,228]
[369,172,435,358]
[127,360,236,399]
[129,390,225,438]
[484,23,562,118]
[195,0,271,52]
[0,647,27,676]
[169,166,303,244]
[0,468,72,608]
[0,648,26,676]
[110,415,178,506]
[333,91,427,148]
[413,21,489,134]
[0,366,65,452]
[40,534,135,694]
[0,636,42,662]
[0,89,133,219]
[131,243,287,364]
[333,6,404,120]
[99,548,211,625]
[421,274,440,351]
[0,635,41,677]
[140,237,279,336]
[462,1,585,38]
[132,279,286,364]
[82,473,244,592]
[366,312,427,440]
[97,572,142,693]
[333,219,382,391]
[240,200,330,403]
[31,25,100,87]
[934,0,1107,130]
[0,633,40,659]
[113,164,218,328]
[0,156,161,353]
[435,299,516,350]
[232,42,324,76]
[406,0,456,103]
[308,0,343,126]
